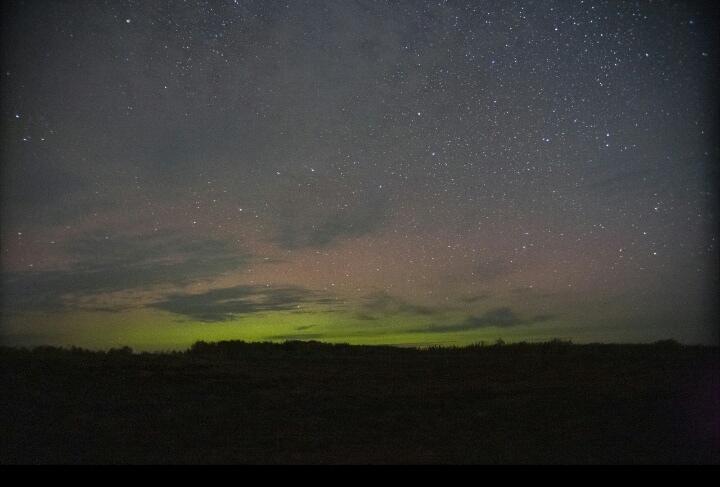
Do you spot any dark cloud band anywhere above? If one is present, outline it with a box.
[418,307,554,333]
[151,284,338,322]
[1,230,249,316]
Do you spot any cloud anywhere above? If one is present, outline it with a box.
[150,284,338,322]
[583,169,656,195]
[2,160,88,207]
[511,287,534,295]
[418,307,554,333]
[272,189,389,249]
[461,307,524,328]
[458,293,491,304]
[265,333,325,341]
[356,291,436,320]
[147,114,253,187]
[1,230,250,316]
[472,259,511,282]
[1,153,116,227]
[529,314,554,323]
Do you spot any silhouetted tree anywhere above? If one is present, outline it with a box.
[107,346,133,356]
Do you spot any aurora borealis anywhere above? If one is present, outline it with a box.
[1,0,717,351]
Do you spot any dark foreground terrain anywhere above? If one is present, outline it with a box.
[1,339,718,464]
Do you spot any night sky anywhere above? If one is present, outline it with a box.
[1,0,718,351]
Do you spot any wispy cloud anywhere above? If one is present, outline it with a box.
[458,293,492,304]
[1,230,250,316]
[356,290,436,320]
[273,190,388,249]
[150,284,338,322]
[418,307,555,333]
[265,333,325,341]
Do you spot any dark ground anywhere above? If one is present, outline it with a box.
[1,340,718,464]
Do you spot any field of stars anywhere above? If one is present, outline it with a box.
[1,0,717,351]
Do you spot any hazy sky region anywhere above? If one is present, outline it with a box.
[1,0,717,351]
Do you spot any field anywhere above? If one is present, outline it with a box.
[1,340,718,464]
